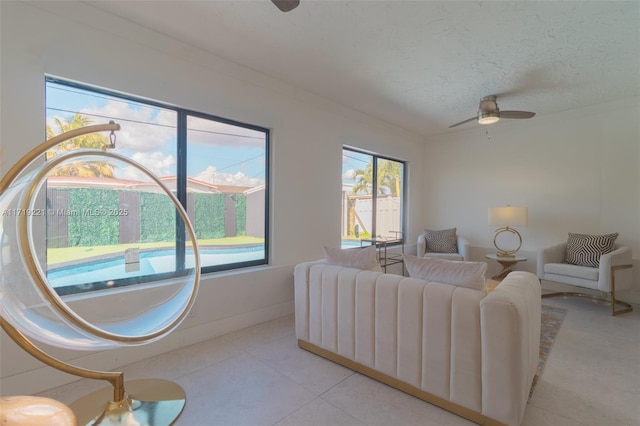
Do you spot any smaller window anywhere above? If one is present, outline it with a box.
[341,148,405,248]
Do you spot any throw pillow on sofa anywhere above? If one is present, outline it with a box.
[564,232,618,267]
[322,245,382,271]
[423,228,458,253]
[404,254,487,291]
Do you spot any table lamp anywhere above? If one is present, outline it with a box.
[488,205,528,257]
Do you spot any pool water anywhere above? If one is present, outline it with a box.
[341,240,363,249]
[47,246,264,288]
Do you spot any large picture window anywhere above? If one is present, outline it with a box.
[45,78,269,294]
[341,148,405,248]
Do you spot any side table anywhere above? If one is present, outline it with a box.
[485,254,527,281]
[361,236,404,274]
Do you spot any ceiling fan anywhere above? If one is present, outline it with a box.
[272,0,300,12]
[449,95,535,128]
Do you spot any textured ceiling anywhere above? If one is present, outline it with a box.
[86,0,640,137]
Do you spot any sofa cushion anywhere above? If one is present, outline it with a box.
[544,262,599,281]
[322,245,381,271]
[423,252,464,261]
[424,228,458,253]
[403,255,486,291]
[564,232,618,267]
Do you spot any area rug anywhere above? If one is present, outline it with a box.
[529,304,568,400]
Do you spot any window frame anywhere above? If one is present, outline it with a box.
[342,146,406,246]
[45,76,270,294]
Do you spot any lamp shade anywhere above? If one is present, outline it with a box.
[488,206,528,227]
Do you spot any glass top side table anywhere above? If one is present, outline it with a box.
[361,232,404,274]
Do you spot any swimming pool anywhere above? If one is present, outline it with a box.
[47,246,264,289]
[341,239,363,249]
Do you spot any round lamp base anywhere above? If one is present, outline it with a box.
[69,379,185,426]
[493,226,522,257]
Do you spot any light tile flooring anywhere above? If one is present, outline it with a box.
[38,297,640,426]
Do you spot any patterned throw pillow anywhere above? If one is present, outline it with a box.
[564,232,618,267]
[424,228,458,253]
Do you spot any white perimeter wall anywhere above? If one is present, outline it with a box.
[0,1,424,395]
[422,97,640,302]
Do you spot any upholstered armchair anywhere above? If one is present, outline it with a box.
[537,234,633,316]
[417,228,469,261]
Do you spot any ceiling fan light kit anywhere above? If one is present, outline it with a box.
[478,111,500,125]
[449,95,535,128]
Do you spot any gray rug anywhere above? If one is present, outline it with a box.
[529,304,568,399]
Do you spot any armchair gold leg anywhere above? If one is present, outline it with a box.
[541,291,633,316]
[541,264,633,316]
[611,264,633,316]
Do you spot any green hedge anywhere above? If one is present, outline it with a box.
[140,192,176,242]
[235,195,246,236]
[59,189,248,247]
[193,193,226,239]
[68,189,119,246]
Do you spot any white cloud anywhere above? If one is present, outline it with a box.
[120,151,176,180]
[48,100,176,152]
[343,168,356,180]
[48,97,266,153]
[83,101,176,152]
[194,165,263,187]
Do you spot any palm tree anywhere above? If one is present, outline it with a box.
[352,162,374,194]
[46,114,115,177]
[352,159,402,196]
[377,159,402,196]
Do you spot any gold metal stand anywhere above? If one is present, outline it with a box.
[69,379,185,426]
[0,123,192,425]
[1,317,186,425]
[541,264,633,316]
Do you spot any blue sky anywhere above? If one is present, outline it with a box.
[341,150,405,197]
[46,81,266,187]
[342,149,371,188]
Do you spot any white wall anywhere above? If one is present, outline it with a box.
[0,1,424,395]
[422,97,640,301]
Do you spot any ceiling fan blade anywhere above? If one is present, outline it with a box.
[271,0,300,12]
[500,111,536,119]
[448,117,477,128]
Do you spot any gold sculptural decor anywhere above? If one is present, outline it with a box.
[0,122,200,425]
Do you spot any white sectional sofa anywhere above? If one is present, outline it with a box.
[294,261,541,426]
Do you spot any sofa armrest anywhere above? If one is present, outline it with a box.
[536,242,566,278]
[597,246,633,292]
[417,233,426,257]
[457,236,470,260]
[294,259,327,340]
[480,271,541,425]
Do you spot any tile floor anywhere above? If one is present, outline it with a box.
[38,297,640,426]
